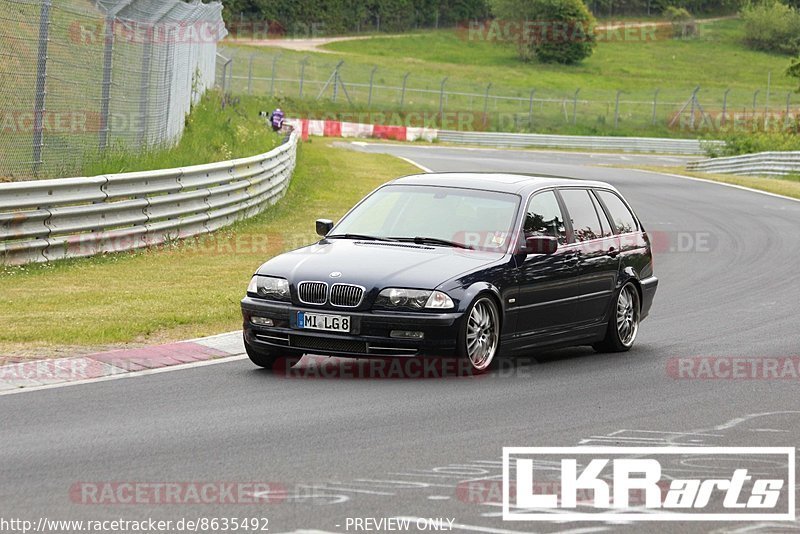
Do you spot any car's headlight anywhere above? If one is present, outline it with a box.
[375,288,454,310]
[247,275,290,301]
[425,290,456,309]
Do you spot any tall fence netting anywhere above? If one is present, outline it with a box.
[0,0,226,180]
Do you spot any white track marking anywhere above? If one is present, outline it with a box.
[397,155,433,173]
[0,354,247,397]
[395,516,610,534]
[636,169,800,204]
[387,146,799,205]
[711,411,800,431]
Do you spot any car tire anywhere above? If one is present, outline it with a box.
[593,282,641,353]
[459,295,501,374]
[244,336,301,371]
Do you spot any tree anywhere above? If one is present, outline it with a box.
[489,0,597,64]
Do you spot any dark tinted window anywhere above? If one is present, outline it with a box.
[525,191,567,244]
[596,190,638,234]
[590,192,614,238]
[560,189,605,242]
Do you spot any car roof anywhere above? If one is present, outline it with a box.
[390,172,615,195]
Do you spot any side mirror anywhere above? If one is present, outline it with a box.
[525,235,558,255]
[316,219,334,237]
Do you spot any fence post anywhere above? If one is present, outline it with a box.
[32,0,52,177]
[572,88,580,126]
[685,86,699,130]
[138,31,153,148]
[651,88,660,126]
[299,57,308,98]
[439,77,448,127]
[721,88,730,127]
[247,54,254,95]
[483,82,492,128]
[400,72,410,108]
[786,92,792,129]
[368,66,378,108]
[228,58,234,93]
[164,28,177,136]
[98,14,116,150]
[528,89,535,129]
[220,58,231,93]
[765,71,771,130]
[333,68,339,103]
[270,55,280,97]
[614,90,622,129]
[752,90,759,120]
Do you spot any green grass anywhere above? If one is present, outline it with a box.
[82,92,283,176]
[0,91,287,181]
[221,18,798,138]
[0,141,417,357]
[636,166,800,199]
[322,19,784,94]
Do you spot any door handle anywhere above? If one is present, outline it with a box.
[607,247,620,258]
[565,252,581,265]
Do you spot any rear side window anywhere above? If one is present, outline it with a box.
[525,191,567,244]
[596,190,638,234]
[559,189,608,242]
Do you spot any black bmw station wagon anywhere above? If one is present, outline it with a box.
[241,173,658,374]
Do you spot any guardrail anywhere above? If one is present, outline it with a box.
[437,131,721,155]
[0,132,298,265]
[686,151,800,176]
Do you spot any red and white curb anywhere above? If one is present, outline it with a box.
[0,331,245,393]
[286,118,438,143]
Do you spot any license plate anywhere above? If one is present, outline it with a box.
[297,312,351,333]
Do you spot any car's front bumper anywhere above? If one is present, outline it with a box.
[241,297,464,357]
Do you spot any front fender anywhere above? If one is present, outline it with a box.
[456,282,505,324]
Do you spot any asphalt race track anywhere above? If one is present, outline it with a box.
[2,146,799,533]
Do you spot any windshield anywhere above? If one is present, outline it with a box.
[331,184,521,251]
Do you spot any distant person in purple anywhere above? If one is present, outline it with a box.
[270,108,285,132]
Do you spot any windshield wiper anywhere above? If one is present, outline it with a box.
[391,236,473,249]
[325,233,397,242]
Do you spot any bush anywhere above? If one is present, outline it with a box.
[703,128,800,157]
[741,0,800,55]
[788,56,800,92]
[490,0,597,64]
[664,6,698,38]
